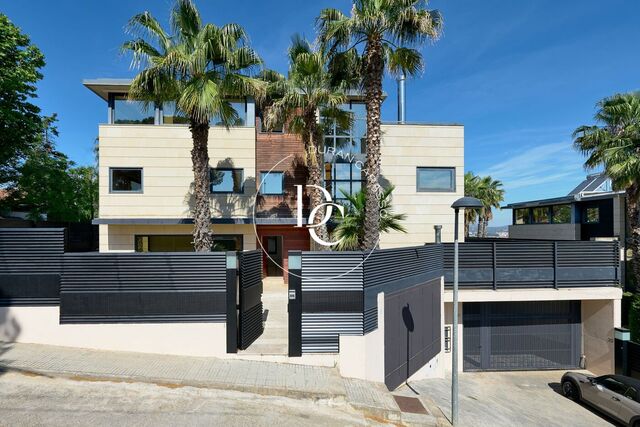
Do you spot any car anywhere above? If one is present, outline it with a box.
[562,372,640,426]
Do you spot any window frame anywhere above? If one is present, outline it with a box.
[583,206,600,224]
[531,206,551,224]
[416,167,456,193]
[551,204,572,224]
[324,161,364,202]
[259,171,285,195]
[210,168,244,194]
[111,93,156,125]
[109,167,144,194]
[514,208,531,225]
[134,234,244,252]
[322,101,367,155]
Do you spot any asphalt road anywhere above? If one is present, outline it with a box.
[0,372,374,426]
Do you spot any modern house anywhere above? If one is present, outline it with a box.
[84,79,465,276]
[0,79,621,388]
[80,79,621,377]
[505,172,626,242]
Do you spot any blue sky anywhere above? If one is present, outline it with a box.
[4,0,640,225]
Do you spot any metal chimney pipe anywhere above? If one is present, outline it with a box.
[397,73,406,124]
[434,225,442,244]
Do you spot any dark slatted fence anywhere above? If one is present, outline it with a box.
[444,240,619,289]
[0,228,65,305]
[294,245,443,355]
[60,252,227,323]
[299,252,364,353]
[237,250,263,349]
[363,245,443,333]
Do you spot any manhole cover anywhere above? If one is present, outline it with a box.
[393,395,429,415]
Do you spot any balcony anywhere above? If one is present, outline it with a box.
[443,240,620,289]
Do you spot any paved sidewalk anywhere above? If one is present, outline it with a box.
[0,342,445,426]
[0,342,343,400]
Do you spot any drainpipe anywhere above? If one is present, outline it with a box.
[397,73,406,124]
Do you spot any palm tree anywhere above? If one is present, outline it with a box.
[317,0,442,250]
[263,35,350,248]
[574,92,640,287]
[477,176,504,238]
[122,0,265,251]
[463,172,482,237]
[333,186,406,250]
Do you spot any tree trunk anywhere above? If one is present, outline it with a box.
[626,185,640,290]
[305,114,330,250]
[190,121,213,252]
[362,35,384,250]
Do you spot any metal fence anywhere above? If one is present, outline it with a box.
[443,240,620,289]
[289,245,443,354]
[0,228,65,305]
[237,250,264,349]
[60,252,228,323]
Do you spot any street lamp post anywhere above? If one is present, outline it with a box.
[450,197,483,426]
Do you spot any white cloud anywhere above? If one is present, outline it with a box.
[479,141,585,191]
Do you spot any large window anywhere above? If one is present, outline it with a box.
[113,95,154,124]
[416,167,456,192]
[325,161,364,202]
[161,100,247,126]
[532,207,551,224]
[323,102,366,154]
[110,168,143,193]
[161,102,189,124]
[260,171,284,195]
[210,100,247,127]
[212,235,243,251]
[135,234,243,252]
[210,168,243,193]
[552,204,571,224]
[514,208,530,225]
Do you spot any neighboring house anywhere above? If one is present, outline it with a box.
[504,173,626,242]
[84,79,465,276]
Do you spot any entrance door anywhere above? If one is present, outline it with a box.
[463,301,581,371]
[263,236,283,277]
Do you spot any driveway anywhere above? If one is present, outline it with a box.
[408,371,617,427]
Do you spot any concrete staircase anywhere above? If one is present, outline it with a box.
[239,277,288,355]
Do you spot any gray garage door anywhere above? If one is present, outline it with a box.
[463,301,581,371]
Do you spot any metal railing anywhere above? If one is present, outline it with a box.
[443,240,620,289]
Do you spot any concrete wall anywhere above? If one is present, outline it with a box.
[379,124,464,247]
[508,223,581,240]
[0,306,227,357]
[98,124,256,219]
[99,224,256,252]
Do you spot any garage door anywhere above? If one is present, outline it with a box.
[463,301,581,371]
